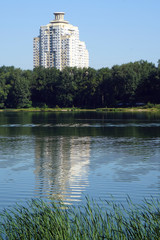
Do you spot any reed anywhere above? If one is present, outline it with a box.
[0,197,160,239]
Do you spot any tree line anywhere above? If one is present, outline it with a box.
[0,60,160,109]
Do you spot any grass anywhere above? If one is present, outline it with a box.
[1,103,160,113]
[97,104,160,112]
[0,197,160,239]
[0,107,95,112]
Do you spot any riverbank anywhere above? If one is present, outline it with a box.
[0,198,160,239]
[97,107,160,112]
[97,103,160,112]
[0,107,95,112]
[0,106,160,113]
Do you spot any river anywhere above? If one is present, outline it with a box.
[0,111,160,210]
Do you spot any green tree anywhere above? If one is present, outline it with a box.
[5,68,32,108]
[31,67,47,107]
[96,67,113,107]
[135,60,157,103]
[43,67,60,107]
[56,67,78,107]
[111,63,141,105]
[0,72,10,108]
[75,67,98,108]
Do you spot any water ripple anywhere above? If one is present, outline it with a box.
[1,122,160,128]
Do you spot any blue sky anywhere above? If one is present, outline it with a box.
[0,0,160,70]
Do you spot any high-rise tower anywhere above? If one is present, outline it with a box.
[33,12,89,70]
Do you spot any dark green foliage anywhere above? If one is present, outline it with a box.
[0,66,32,108]
[56,67,78,107]
[0,60,160,109]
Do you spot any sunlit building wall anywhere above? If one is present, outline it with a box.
[33,37,40,67]
[33,12,89,70]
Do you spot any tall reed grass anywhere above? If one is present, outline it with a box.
[0,197,160,239]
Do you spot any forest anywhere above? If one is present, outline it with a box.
[0,60,160,109]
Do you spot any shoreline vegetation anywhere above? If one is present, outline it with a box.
[1,61,160,110]
[0,197,160,239]
[1,104,160,113]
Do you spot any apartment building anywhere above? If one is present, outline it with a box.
[33,12,89,70]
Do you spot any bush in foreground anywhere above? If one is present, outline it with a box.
[0,197,160,239]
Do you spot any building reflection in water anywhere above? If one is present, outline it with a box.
[34,136,90,203]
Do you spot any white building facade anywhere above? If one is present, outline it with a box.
[33,12,89,70]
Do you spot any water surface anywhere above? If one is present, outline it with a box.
[0,111,160,210]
